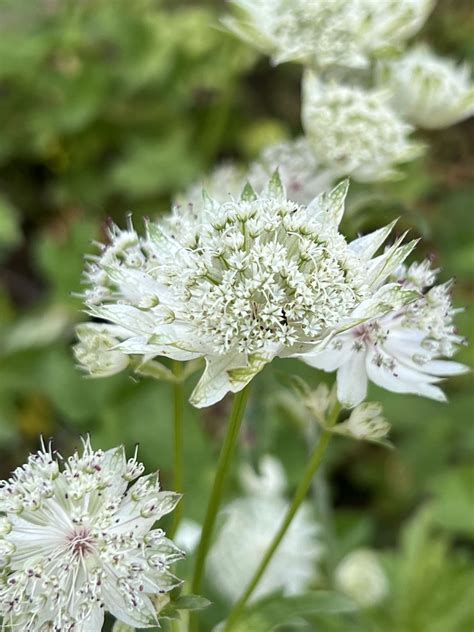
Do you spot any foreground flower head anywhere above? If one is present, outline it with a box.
[302,75,424,182]
[378,44,474,129]
[207,455,322,603]
[225,0,434,69]
[302,260,468,407]
[0,439,183,631]
[79,174,420,407]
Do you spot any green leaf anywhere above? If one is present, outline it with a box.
[173,594,212,611]
[429,465,474,538]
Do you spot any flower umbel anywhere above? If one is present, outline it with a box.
[302,74,424,182]
[0,439,183,631]
[378,44,474,130]
[79,174,420,407]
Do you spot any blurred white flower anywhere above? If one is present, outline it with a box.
[337,402,391,441]
[302,75,424,182]
[225,0,434,69]
[302,260,467,407]
[248,137,335,204]
[378,44,474,129]
[176,163,246,210]
[79,176,420,407]
[74,322,130,377]
[0,439,183,631]
[207,456,322,603]
[335,549,389,607]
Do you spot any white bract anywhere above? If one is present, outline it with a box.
[225,0,434,69]
[0,439,183,631]
[378,44,474,129]
[176,163,246,211]
[336,402,390,441]
[302,75,424,182]
[335,549,389,607]
[303,260,467,408]
[79,175,421,407]
[207,456,321,603]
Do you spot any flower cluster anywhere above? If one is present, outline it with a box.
[207,456,322,603]
[79,175,419,407]
[302,260,467,407]
[0,439,183,631]
[302,75,423,182]
[378,44,474,130]
[225,0,434,69]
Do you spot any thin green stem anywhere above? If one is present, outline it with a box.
[223,399,342,631]
[169,361,185,539]
[190,385,251,628]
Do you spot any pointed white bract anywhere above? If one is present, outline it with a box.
[225,0,434,69]
[302,260,467,408]
[0,439,183,631]
[378,44,474,129]
[207,456,322,603]
[78,176,420,407]
[302,75,424,182]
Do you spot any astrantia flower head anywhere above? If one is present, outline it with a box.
[248,137,335,205]
[303,259,468,407]
[74,323,130,377]
[0,439,183,631]
[378,44,474,129]
[79,174,420,407]
[224,0,434,69]
[302,74,424,182]
[207,456,322,603]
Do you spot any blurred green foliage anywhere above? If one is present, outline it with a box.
[0,0,472,630]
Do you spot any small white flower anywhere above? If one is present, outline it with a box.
[74,323,130,377]
[302,260,468,407]
[378,44,474,129]
[225,0,434,69]
[207,456,322,603]
[335,549,389,607]
[0,439,183,631]
[302,75,424,182]
[248,137,335,205]
[342,402,390,440]
[79,176,420,407]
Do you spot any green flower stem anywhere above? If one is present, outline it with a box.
[190,385,252,627]
[169,361,185,539]
[223,399,342,631]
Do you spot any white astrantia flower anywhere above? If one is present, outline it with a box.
[224,0,434,70]
[0,438,183,631]
[79,175,421,408]
[248,137,335,205]
[207,456,322,603]
[302,74,424,182]
[335,549,389,607]
[302,259,468,408]
[377,44,474,129]
[74,323,130,377]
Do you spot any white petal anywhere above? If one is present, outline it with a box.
[418,359,469,377]
[299,339,351,371]
[190,354,247,408]
[348,220,397,259]
[76,606,105,632]
[337,352,368,408]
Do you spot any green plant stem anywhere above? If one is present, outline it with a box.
[190,385,251,629]
[223,399,342,631]
[169,361,185,539]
